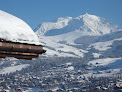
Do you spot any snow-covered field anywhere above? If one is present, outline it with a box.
[82,68,121,78]
[43,40,87,57]
[25,88,41,92]
[88,58,122,67]
[86,58,122,77]
[0,64,30,74]
[88,38,122,51]
[92,53,101,58]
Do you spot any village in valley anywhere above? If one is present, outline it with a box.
[0,57,121,92]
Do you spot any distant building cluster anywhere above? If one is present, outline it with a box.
[0,60,121,92]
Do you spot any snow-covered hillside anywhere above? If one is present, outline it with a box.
[0,64,30,74]
[35,13,121,57]
[0,10,39,44]
[88,58,122,68]
[86,58,122,77]
[88,38,122,51]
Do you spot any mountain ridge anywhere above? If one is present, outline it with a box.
[35,13,118,36]
[34,13,122,58]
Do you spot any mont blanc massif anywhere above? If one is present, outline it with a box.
[0,10,122,91]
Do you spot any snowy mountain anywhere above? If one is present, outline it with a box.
[0,10,39,44]
[35,13,121,58]
[35,13,118,36]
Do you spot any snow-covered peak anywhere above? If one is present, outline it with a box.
[57,17,72,22]
[35,13,118,36]
[75,13,118,34]
[83,13,100,21]
[82,13,118,34]
[0,10,39,44]
[72,13,100,22]
[35,17,73,36]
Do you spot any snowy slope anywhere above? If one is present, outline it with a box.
[81,14,118,34]
[35,17,73,36]
[92,53,101,58]
[0,64,30,74]
[88,58,122,67]
[35,13,120,57]
[88,38,122,51]
[86,58,122,77]
[0,10,39,44]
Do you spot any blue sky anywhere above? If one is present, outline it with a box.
[0,0,122,29]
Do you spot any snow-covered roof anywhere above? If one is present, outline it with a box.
[0,10,39,44]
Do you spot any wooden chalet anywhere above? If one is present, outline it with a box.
[0,39,46,60]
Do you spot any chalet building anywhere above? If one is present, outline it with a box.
[15,88,24,92]
[0,39,46,60]
[116,82,122,87]
[0,78,4,83]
